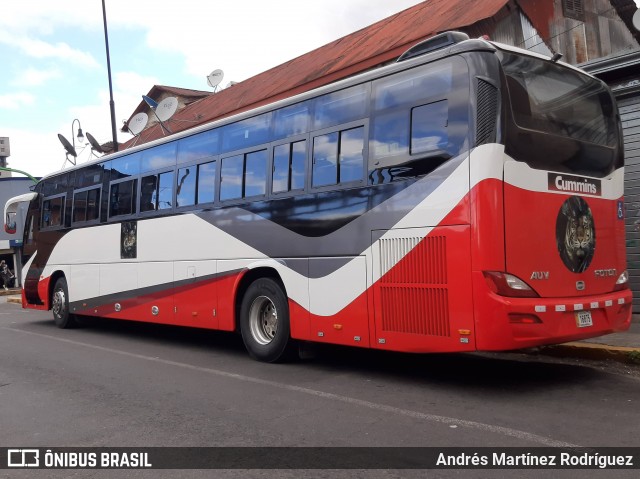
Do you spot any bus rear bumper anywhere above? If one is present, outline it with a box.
[473,276,633,351]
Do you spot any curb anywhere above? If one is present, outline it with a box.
[526,342,640,365]
[6,296,21,304]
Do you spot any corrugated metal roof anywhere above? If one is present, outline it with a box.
[123,0,510,147]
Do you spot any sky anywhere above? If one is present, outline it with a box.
[1,0,639,178]
[0,0,425,178]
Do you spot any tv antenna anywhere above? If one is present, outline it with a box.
[86,132,105,158]
[57,133,77,167]
[207,69,224,92]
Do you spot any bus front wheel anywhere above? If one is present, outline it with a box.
[240,278,292,362]
[51,277,78,329]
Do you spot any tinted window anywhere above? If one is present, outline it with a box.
[42,196,64,228]
[339,127,365,182]
[312,132,339,187]
[272,144,290,193]
[157,172,173,210]
[373,63,452,110]
[111,153,141,179]
[110,179,137,217]
[498,49,620,177]
[411,101,448,155]
[141,143,176,173]
[140,172,173,212]
[177,130,219,164]
[371,111,408,158]
[274,101,311,139]
[42,175,68,196]
[86,188,100,221]
[197,161,217,204]
[75,165,103,188]
[176,167,196,207]
[220,155,243,201]
[73,191,87,222]
[222,113,271,152]
[244,150,267,197]
[314,84,368,130]
[291,141,306,190]
[140,175,158,213]
[273,140,307,194]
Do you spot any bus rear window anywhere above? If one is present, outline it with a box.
[499,51,617,148]
[498,50,620,176]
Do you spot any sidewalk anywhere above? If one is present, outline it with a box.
[534,316,640,364]
[2,288,640,363]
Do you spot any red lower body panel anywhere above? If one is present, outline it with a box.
[472,271,632,350]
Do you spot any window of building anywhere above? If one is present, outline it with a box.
[562,0,584,21]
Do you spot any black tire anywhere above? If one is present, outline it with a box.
[240,278,292,362]
[51,277,78,329]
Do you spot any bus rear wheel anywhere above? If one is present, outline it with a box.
[240,278,292,362]
[52,277,78,329]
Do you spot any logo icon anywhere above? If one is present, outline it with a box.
[7,449,39,468]
[556,196,595,273]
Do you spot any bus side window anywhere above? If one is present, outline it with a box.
[312,126,364,188]
[197,161,217,204]
[176,166,197,207]
[109,179,137,217]
[410,100,449,155]
[273,140,306,194]
[42,196,64,228]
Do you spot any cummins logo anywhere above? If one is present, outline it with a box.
[548,173,601,196]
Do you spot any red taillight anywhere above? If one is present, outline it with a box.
[4,224,16,234]
[483,271,539,298]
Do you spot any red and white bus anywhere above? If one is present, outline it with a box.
[5,32,632,362]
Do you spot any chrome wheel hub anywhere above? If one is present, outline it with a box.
[249,296,278,345]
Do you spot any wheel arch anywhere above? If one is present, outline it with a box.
[47,270,67,310]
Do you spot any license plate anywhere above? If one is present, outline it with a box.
[575,310,593,328]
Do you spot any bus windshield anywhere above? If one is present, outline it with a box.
[498,49,620,177]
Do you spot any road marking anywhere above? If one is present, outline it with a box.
[1,325,579,448]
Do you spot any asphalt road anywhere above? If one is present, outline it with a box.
[1,301,639,479]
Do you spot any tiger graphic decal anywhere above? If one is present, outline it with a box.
[556,196,595,273]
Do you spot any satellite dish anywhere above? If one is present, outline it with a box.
[86,132,105,154]
[226,81,238,88]
[57,134,77,158]
[633,9,640,31]
[156,97,178,122]
[128,112,149,135]
[207,69,224,88]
